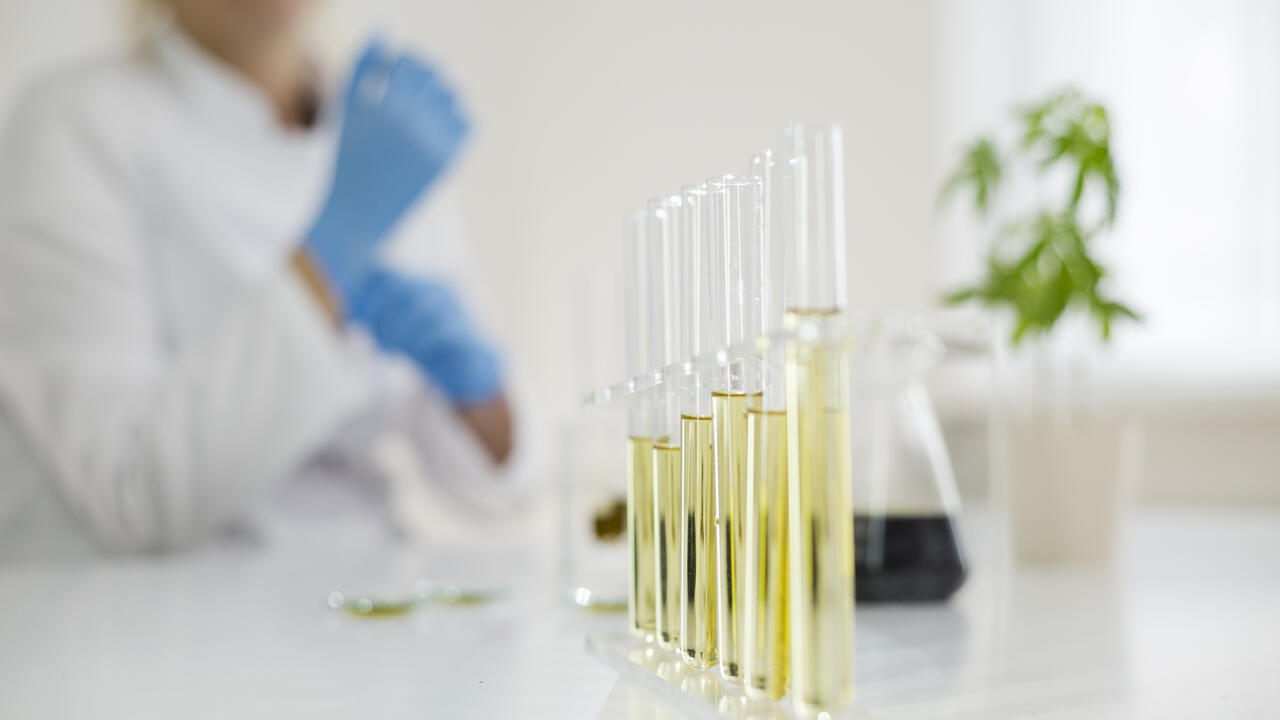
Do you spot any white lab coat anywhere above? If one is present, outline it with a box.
[0,29,536,560]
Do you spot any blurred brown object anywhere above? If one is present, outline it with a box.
[593,496,626,542]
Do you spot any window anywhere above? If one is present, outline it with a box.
[941,0,1280,389]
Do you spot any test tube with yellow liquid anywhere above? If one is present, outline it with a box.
[742,150,791,700]
[783,125,855,718]
[677,183,717,669]
[623,210,656,641]
[647,196,684,651]
[708,175,765,681]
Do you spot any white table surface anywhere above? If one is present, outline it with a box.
[1,508,1276,719]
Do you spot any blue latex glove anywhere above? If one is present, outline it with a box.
[305,40,469,301]
[349,268,503,406]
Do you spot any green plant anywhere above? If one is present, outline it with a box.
[940,87,1139,344]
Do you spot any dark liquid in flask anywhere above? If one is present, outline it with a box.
[855,514,967,603]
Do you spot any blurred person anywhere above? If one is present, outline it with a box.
[0,0,536,559]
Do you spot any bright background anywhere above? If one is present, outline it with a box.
[2,0,1276,506]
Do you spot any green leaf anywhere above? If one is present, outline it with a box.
[942,86,1135,345]
[1100,153,1120,226]
[1085,296,1142,342]
[1114,303,1140,321]
[1068,167,1087,212]
[1098,300,1142,322]
[942,287,982,305]
[940,137,1003,215]
[1011,315,1035,344]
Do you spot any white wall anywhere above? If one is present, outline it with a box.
[319,0,948,422]
[0,0,948,426]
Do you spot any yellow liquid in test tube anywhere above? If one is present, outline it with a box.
[679,414,717,668]
[627,436,656,639]
[743,400,790,700]
[785,309,854,717]
[712,391,748,679]
[653,441,682,649]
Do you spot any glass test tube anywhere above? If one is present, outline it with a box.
[624,210,656,641]
[743,151,792,700]
[648,196,684,651]
[678,183,717,669]
[708,175,764,681]
[783,124,855,717]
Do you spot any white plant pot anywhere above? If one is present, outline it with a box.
[1008,419,1143,567]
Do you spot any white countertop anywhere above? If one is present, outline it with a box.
[1,509,1276,719]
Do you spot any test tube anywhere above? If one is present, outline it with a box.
[624,210,656,641]
[782,124,855,717]
[648,195,684,652]
[709,174,764,681]
[678,183,717,669]
[742,151,791,700]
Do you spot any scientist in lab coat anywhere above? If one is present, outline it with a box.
[0,0,536,559]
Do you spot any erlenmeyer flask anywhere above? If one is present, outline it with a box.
[851,324,968,602]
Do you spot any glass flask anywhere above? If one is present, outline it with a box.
[851,323,968,603]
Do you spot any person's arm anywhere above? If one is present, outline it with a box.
[376,187,519,466]
[295,240,523,464]
[0,89,368,552]
[291,248,344,326]
[456,396,514,464]
[380,368,539,518]
[346,268,540,512]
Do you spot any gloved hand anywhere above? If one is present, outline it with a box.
[305,40,469,302]
[349,268,503,406]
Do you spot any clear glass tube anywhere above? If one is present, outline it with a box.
[783,124,847,313]
[742,150,792,700]
[679,183,713,376]
[678,183,717,669]
[709,175,766,392]
[647,195,684,651]
[709,174,764,681]
[781,124,855,717]
[623,210,656,641]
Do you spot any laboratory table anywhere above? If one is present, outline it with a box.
[0,509,1276,719]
